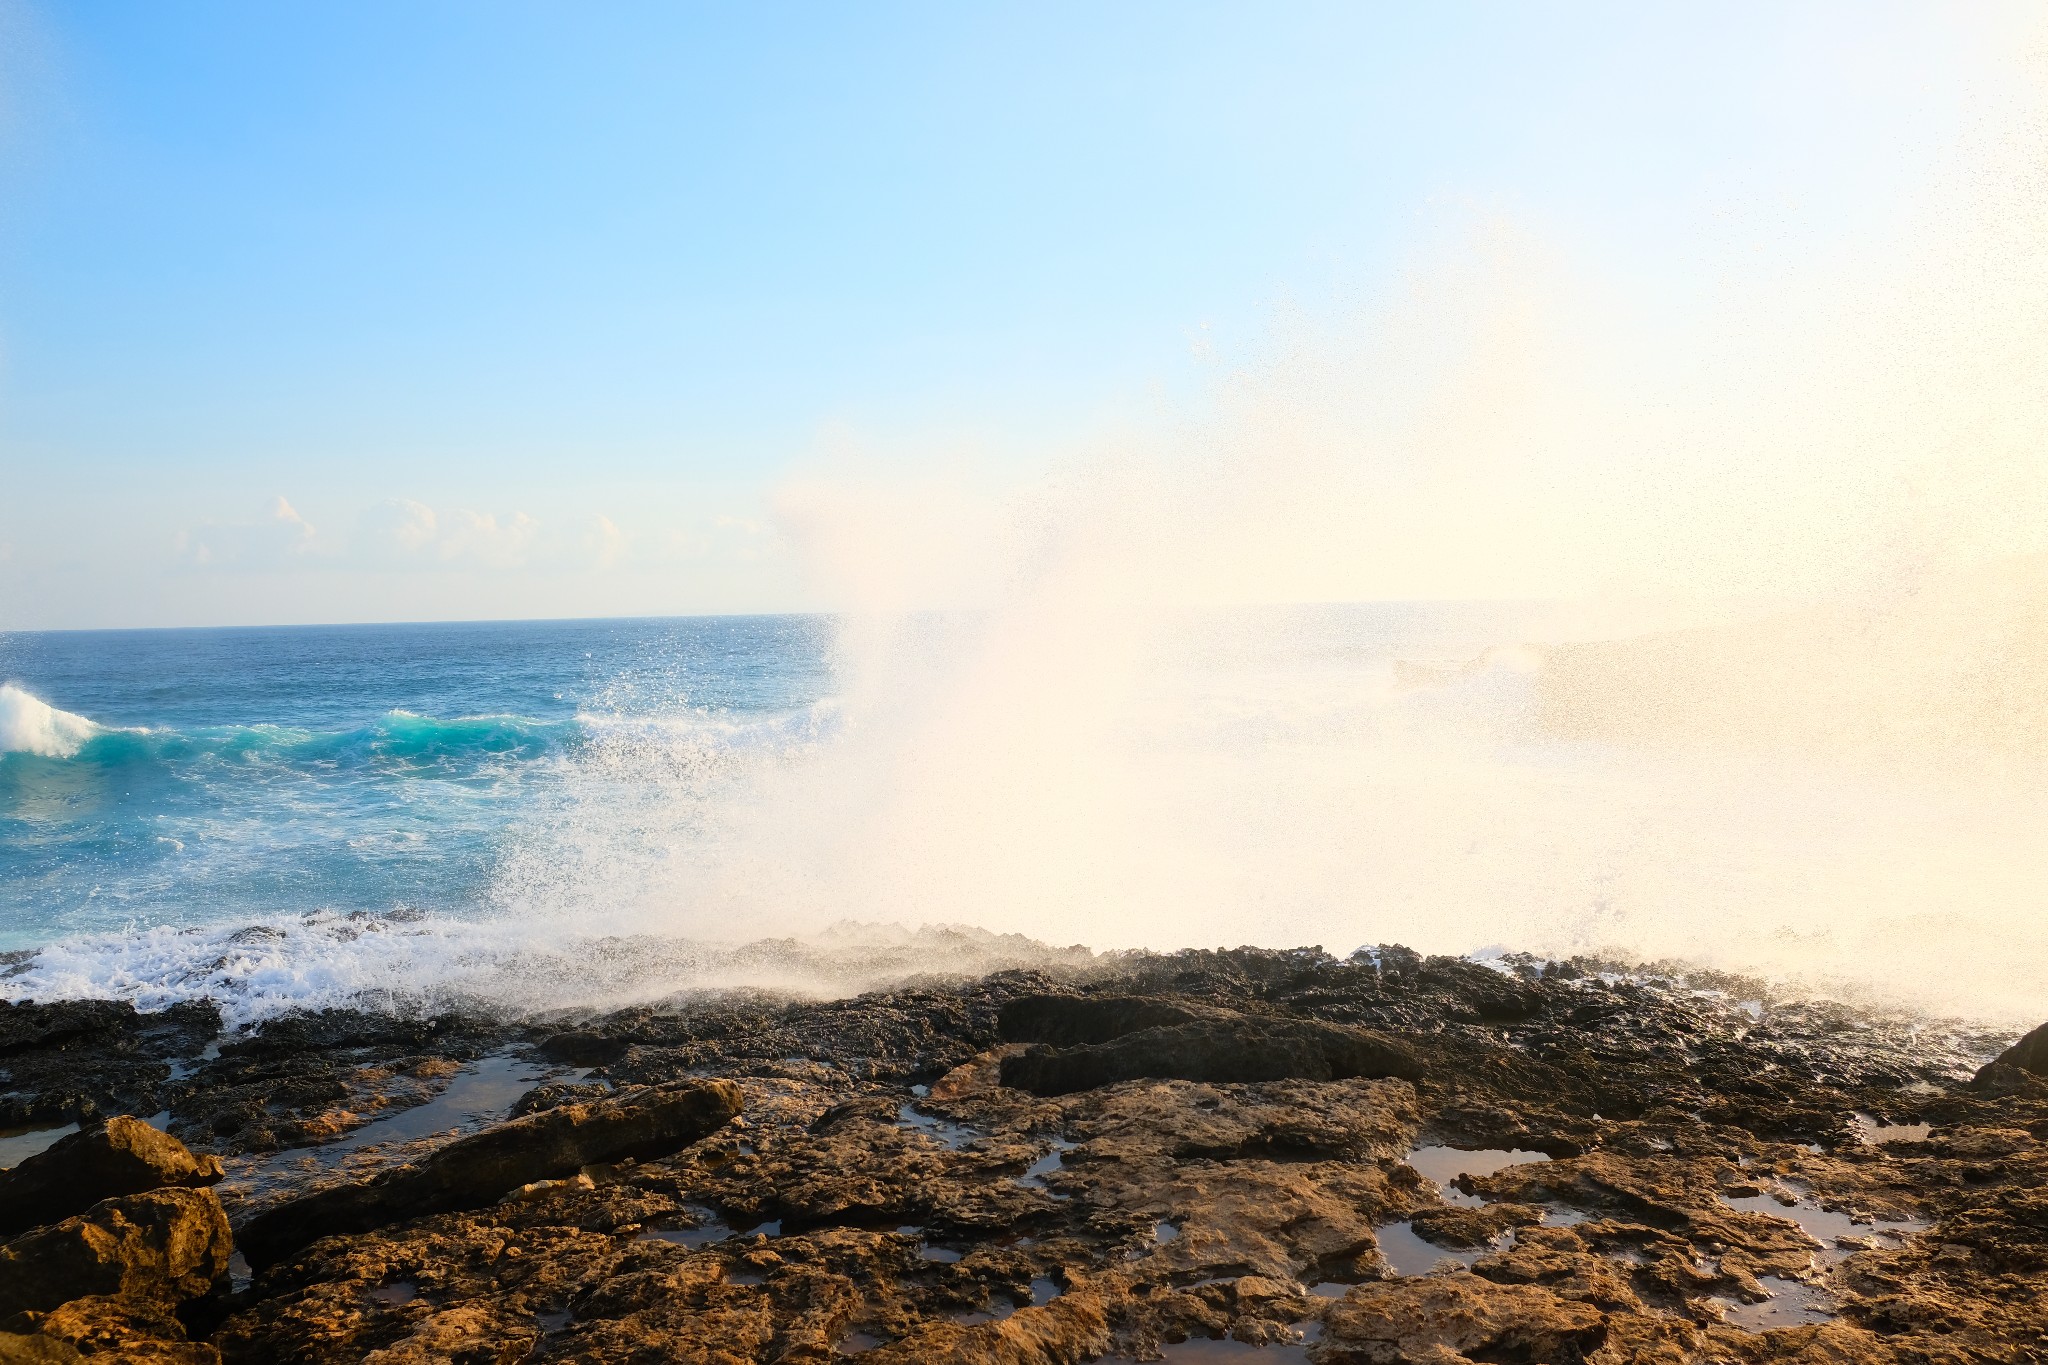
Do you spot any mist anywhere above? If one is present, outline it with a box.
[478,30,2048,1026]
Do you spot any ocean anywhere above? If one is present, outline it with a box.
[0,616,833,950]
[5,608,2046,1026]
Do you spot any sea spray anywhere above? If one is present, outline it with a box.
[476,53,2048,1022]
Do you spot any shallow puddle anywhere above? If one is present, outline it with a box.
[836,1330,886,1354]
[325,1053,558,1153]
[1718,1192,1928,1263]
[0,1120,79,1170]
[1715,1275,1837,1330]
[369,1281,417,1305]
[1404,1145,1548,1206]
[1016,1138,1077,1196]
[1373,1220,1487,1276]
[896,1104,981,1150]
[1853,1113,1933,1145]
[637,1206,733,1248]
[950,1275,1062,1324]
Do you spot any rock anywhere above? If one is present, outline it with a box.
[0,1334,84,1364]
[0,1000,139,1057]
[536,1030,630,1066]
[0,1187,231,1319]
[1407,1201,1543,1249]
[1318,1275,1608,1363]
[509,1080,611,1117]
[0,1116,223,1238]
[996,994,1232,1046]
[999,1017,1423,1096]
[1978,1019,2048,1082]
[237,1078,742,1268]
[9,1297,219,1364]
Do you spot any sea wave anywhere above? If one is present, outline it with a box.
[0,691,584,777]
[0,683,104,758]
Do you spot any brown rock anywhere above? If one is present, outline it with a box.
[0,1116,223,1238]
[1000,1018,1422,1096]
[1318,1274,1607,1363]
[237,1078,742,1268]
[0,1187,231,1319]
[12,1296,219,1364]
[0,1334,85,1365]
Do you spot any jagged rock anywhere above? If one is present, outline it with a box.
[0,1333,84,1364]
[0,1116,223,1238]
[14,944,2048,1363]
[8,1297,219,1364]
[237,1079,742,1267]
[996,994,1232,1046]
[999,1017,1422,1096]
[0,1000,139,1057]
[0,1187,231,1319]
[509,1080,612,1117]
[1318,1275,1608,1363]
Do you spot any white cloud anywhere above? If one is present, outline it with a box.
[173,495,322,569]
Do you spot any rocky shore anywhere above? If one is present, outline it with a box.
[3,944,2046,1363]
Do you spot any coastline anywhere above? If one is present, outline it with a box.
[3,944,2044,1362]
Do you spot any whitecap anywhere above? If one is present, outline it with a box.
[0,683,101,758]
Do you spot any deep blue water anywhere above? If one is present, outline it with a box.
[0,617,831,950]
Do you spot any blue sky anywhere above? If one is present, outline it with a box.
[0,2,2025,627]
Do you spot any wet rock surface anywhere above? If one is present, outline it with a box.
[237,1079,744,1268]
[0,945,2044,1362]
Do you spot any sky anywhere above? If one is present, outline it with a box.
[0,1,2035,629]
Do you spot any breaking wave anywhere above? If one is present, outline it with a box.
[0,683,102,759]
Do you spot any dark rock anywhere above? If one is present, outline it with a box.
[0,1001,138,1057]
[509,1080,612,1117]
[996,994,1232,1047]
[0,1187,232,1319]
[536,1030,630,1066]
[0,1116,223,1238]
[237,1079,743,1268]
[999,1017,1423,1096]
[1978,1019,2048,1083]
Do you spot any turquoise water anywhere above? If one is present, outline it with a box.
[0,617,831,950]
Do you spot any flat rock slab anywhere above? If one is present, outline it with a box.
[0,1116,223,1239]
[237,1078,742,1268]
[1000,1017,1423,1096]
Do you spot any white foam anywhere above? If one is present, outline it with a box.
[0,683,100,758]
[0,914,1097,1026]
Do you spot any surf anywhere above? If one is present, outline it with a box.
[0,683,102,759]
